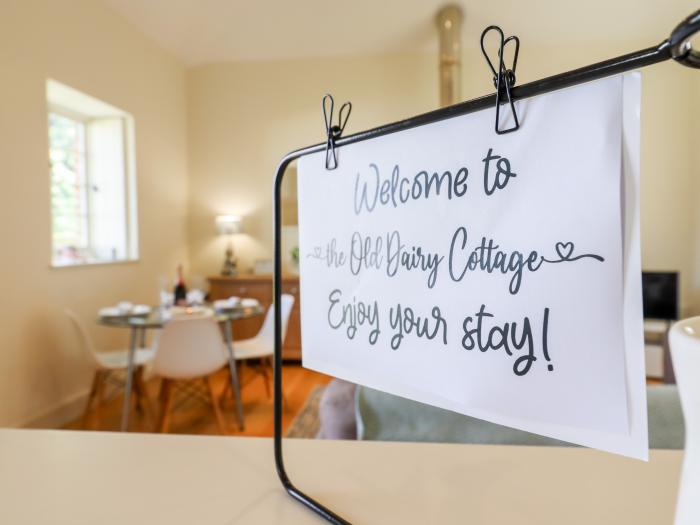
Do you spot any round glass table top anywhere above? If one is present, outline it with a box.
[97,304,264,329]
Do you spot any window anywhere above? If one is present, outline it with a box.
[47,80,138,267]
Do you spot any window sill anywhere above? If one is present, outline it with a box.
[50,258,140,270]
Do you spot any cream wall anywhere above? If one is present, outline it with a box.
[509,44,700,317]
[0,0,189,427]
[186,53,438,276]
[693,74,700,314]
[2,2,698,428]
[187,44,700,316]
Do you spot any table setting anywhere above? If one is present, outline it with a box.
[96,291,264,431]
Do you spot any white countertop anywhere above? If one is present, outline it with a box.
[0,429,682,524]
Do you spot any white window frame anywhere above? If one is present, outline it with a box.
[47,84,139,268]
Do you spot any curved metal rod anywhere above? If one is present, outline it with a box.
[273,149,351,525]
[669,9,700,68]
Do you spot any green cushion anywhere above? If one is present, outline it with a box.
[356,385,684,449]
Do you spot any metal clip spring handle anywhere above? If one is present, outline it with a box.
[481,26,520,134]
[322,94,351,170]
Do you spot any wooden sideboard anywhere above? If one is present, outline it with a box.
[208,274,301,361]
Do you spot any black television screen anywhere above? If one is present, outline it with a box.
[642,271,679,320]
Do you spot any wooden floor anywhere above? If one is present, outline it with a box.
[64,364,332,437]
[64,368,666,437]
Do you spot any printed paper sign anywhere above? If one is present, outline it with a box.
[297,74,647,459]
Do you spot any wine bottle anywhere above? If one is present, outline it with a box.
[174,264,188,306]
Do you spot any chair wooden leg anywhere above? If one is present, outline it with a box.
[158,379,174,433]
[206,375,227,435]
[261,357,273,400]
[133,367,144,413]
[82,370,102,429]
[94,370,107,429]
[219,370,231,405]
[133,367,153,422]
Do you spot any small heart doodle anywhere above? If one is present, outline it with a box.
[555,242,574,260]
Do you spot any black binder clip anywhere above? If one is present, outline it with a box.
[480,26,520,134]
[322,94,351,170]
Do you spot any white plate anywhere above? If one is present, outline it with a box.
[98,307,122,318]
[240,298,260,308]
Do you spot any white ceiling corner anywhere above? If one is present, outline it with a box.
[99,0,699,65]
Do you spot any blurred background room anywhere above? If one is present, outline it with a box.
[0,0,698,445]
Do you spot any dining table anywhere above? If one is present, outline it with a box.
[98,304,264,431]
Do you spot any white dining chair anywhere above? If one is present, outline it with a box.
[152,309,232,434]
[227,294,295,399]
[65,309,155,429]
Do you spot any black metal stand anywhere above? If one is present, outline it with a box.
[272,10,700,525]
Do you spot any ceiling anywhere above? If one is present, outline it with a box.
[100,0,700,65]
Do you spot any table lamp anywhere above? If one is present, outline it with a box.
[216,214,243,276]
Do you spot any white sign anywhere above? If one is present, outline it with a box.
[297,74,647,460]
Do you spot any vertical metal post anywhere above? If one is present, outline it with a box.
[223,320,245,430]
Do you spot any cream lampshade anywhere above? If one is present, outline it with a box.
[215,214,243,235]
[216,215,243,275]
